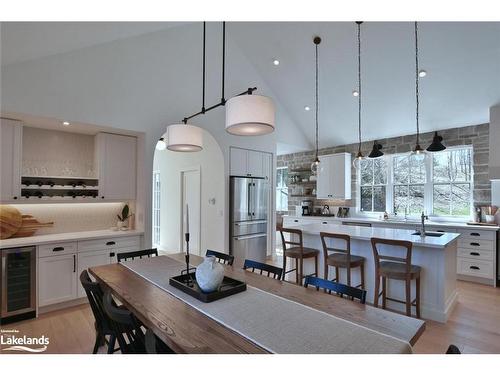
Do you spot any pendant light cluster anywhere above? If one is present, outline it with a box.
[157,22,276,153]
[311,36,321,174]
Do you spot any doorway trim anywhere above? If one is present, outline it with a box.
[179,165,202,255]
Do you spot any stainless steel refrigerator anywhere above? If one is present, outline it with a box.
[230,176,269,266]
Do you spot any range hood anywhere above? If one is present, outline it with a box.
[489,105,500,180]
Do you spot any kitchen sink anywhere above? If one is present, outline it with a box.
[411,231,445,237]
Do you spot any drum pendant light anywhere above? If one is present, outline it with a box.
[311,36,321,175]
[225,93,275,135]
[166,124,203,152]
[411,22,427,160]
[353,21,365,168]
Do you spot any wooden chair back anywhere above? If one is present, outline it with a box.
[145,329,175,354]
[206,249,235,265]
[243,259,283,280]
[304,275,367,304]
[320,232,351,259]
[279,227,304,253]
[117,248,158,263]
[370,238,413,274]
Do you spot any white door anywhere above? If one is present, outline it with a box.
[77,250,112,298]
[38,254,78,307]
[181,168,201,256]
[0,118,22,202]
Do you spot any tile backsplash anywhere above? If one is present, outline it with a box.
[11,203,124,235]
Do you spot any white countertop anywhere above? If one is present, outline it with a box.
[287,222,460,249]
[0,229,144,249]
[284,215,499,231]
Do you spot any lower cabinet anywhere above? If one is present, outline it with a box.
[76,249,115,298]
[38,253,78,307]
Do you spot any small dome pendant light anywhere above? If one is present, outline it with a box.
[427,131,446,152]
[368,141,384,158]
[353,21,365,169]
[311,36,322,175]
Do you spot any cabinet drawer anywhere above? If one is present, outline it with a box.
[458,229,496,241]
[78,236,141,253]
[457,257,494,279]
[458,238,495,251]
[457,247,494,261]
[38,242,77,258]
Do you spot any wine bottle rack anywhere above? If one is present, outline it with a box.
[21,176,99,200]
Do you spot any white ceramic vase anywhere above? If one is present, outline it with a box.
[195,256,224,293]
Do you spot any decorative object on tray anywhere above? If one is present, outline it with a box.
[195,256,225,292]
[117,203,132,230]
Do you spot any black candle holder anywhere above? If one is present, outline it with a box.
[181,232,196,287]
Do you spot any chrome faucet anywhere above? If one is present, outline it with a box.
[420,212,429,236]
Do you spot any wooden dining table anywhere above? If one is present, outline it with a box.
[89,253,425,353]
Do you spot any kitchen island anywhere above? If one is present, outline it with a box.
[284,222,461,322]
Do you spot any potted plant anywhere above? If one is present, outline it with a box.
[117,204,132,230]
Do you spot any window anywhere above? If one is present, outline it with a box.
[432,148,472,216]
[276,167,289,212]
[357,146,473,217]
[152,171,161,247]
[359,158,387,212]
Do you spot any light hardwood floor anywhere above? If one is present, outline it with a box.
[2,279,499,354]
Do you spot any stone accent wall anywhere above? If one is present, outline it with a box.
[277,123,490,214]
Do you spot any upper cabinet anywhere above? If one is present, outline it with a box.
[316,153,352,200]
[96,133,137,200]
[230,147,272,179]
[0,118,22,202]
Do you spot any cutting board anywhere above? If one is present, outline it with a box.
[10,215,54,238]
[0,205,23,239]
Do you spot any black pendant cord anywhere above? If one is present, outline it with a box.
[181,21,256,125]
[314,38,319,161]
[357,21,363,155]
[414,21,420,148]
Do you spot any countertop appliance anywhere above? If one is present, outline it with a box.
[230,177,268,266]
[1,246,36,324]
[301,200,313,216]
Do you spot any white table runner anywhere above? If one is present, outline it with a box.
[122,256,412,354]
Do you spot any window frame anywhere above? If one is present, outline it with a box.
[356,145,473,219]
[276,166,289,213]
[152,170,161,247]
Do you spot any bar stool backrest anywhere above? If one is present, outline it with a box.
[320,232,351,261]
[370,237,413,274]
[279,227,304,254]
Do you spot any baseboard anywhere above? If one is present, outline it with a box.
[38,298,88,314]
[457,274,496,286]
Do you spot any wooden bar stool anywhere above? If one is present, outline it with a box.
[279,227,319,285]
[320,232,365,288]
[371,237,421,318]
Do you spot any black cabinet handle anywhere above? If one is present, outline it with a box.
[294,220,299,223]
[470,242,480,246]
[470,252,480,256]
[470,266,480,270]
[109,252,115,257]
[106,241,116,246]
[53,246,65,252]
[13,196,18,200]
[73,254,76,273]
[101,196,105,199]
[470,232,480,236]
[322,222,328,224]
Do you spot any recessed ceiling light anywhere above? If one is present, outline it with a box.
[273,59,280,66]
[62,121,70,126]
[418,70,427,78]
[304,106,310,111]
[352,90,359,97]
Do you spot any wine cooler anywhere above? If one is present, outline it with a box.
[0,246,36,324]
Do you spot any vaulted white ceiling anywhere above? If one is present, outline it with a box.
[2,21,500,154]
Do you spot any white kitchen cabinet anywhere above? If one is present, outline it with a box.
[316,153,351,200]
[96,133,137,200]
[262,152,272,180]
[38,253,78,307]
[230,147,270,178]
[0,118,22,202]
[77,249,113,297]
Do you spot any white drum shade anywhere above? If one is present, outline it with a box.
[225,95,275,135]
[166,124,203,152]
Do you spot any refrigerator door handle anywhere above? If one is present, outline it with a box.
[234,233,267,241]
[247,183,252,217]
[235,220,267,226]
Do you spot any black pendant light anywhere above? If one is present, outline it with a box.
[311,36,321,174]
[368,140,384,158]
[353,21,365,167]
[427,131,446,152]
[412,21,426,157]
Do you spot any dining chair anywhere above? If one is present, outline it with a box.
[102,290,147,354]
[117,248,158,263]
[243,259,283,280]
[145,329,175,354]
[304,275,367,304]
[371,237,421,318]
[206,249,235,265]
[445,344,461,354]
[279,227,319,285]
[79,270,119,354]
[320,232,365,288]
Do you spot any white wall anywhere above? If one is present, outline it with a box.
[1,23,311,249]
[153,129,225,254]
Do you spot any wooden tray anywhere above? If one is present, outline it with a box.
[466,222,498,227]
[169,272,246,303]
